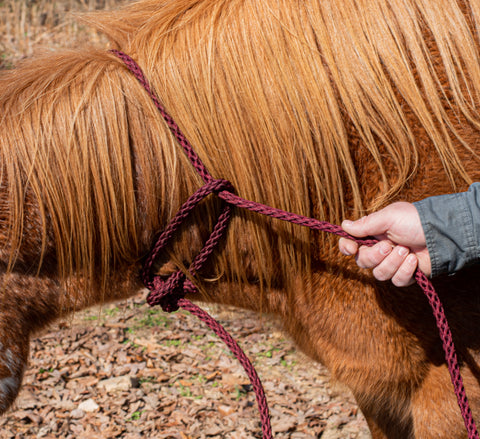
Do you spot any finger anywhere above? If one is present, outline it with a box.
[338,238,359,256]
[416,251,432,278]
[342,213,389,239]
[391,254,418,287]
[371,246,409,281]
[355,241,393,269]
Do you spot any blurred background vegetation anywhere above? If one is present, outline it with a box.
[0,0,128,68]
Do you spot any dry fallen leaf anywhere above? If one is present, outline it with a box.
[0,294,371,439]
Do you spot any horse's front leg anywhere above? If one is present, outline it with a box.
[354,363,480,438]
[0,272,66,413]
[410,363,480,439]
[352,389,414,439]
[0,262,143,414]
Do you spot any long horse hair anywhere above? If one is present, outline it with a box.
[2,0,479,298]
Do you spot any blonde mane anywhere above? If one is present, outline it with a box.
[1,0,480,295]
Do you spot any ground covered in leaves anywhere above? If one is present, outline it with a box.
[0,294,371,439]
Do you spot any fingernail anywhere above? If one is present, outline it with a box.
[339,239,354,256]
[406,254,417,264]
[398,246,409,256]
[342,220,354,228]
[379,242,392,255]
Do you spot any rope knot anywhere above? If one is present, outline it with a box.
[203,177,234,195]
[147,270,196,312]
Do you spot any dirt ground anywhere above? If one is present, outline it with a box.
[0,295,371,439]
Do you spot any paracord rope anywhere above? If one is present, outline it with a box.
[111,50,479,439]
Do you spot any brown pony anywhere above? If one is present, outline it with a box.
[1,0,480,437]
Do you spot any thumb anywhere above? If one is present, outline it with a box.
[341,213,389,239]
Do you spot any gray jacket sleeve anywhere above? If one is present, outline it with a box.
[413,183,480,277]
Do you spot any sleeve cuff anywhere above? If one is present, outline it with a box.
[414,184,480,277]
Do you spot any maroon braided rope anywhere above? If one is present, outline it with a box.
[111,50,479,438]
[178,297,271,431]
[415,270,478,437]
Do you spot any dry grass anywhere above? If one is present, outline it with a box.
[0,0,128,68]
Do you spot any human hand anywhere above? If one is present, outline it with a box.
[338,202,432,286]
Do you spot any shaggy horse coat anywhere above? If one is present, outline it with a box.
[1,0,480,437]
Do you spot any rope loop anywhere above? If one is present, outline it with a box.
[142,177,235,312]
[142,178,235,289]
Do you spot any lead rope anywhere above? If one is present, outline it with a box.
[111,50,479,438]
